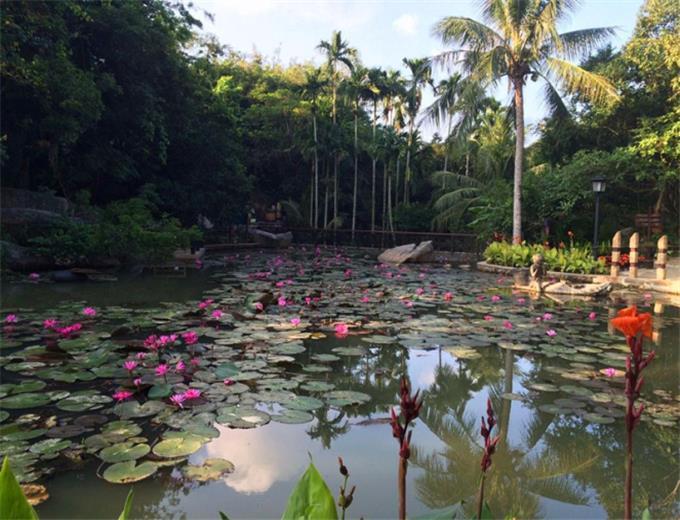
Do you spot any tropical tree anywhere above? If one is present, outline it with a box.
[317,31,357,228]
[365,67,385,231]
[433,0,619,242]
[402,57,433,205]
[300,67,327,228]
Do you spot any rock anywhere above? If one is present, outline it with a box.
[249,229,293,248]
[51,270,87,283]
[1,207,65,230]
[378,241,434,265]
[0,241,54,271]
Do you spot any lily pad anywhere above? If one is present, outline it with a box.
[102,460,158,484]
[0,393,51,409]
[325,390,371,407]
[182,458,235,481]
[271,409,314,424]
[152,435,205,458]
[99,442,151,463]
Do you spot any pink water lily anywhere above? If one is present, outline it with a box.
[82,307,97,317]
[123,360,138,373]
[170,393,186,408]
[223,378,235,386]
[503,321,513,330]
[603,367,617,377]
[58,323,82,337]
[29,273,40,281]
[275,281,285,288]
[278,296,287,307]
[176,360,186,373]
[133,377,142,387]
[588,312,597,321]
[113,390,133,402]
[4,314,17,324]
[476,295,485,301]
[183,388,201,400]
[43,318,58,329]
[360,296,370,303]
[484,315,493,321]
[182,331,198,345]
[135,351,147,360]
[335,323,349,337]
[344,269,352,279]
[516,298,526,304]
[290,317,301,327]
[254,302,264,311]
[158,334,177,347]
[546,329,557,337]
[304,297,312,306]
[491,295,501,302]
[415,288,424,296]
[542,313,554,321]
[198,299,214,310]
[155,364,169,377]
[211,309,224,319]
[444,292,453,301]
[190,357,201,367]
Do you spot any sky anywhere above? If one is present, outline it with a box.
[193,0,644,139]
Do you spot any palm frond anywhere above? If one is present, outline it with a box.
[431,170,482,188]
[528,475,591,506]
[433,187,481,211]
[545,57,619,105]
[554,27,617,60]
[432,17,503,50]
[539,74,570,118]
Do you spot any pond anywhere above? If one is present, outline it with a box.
[1,249,678,519]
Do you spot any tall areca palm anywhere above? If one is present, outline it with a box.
[433,0,618,242]
[365,67,385,231]
[317,31,357,229]
[428,73,463,173]
[301,67,327,229]
[402,57,432,205]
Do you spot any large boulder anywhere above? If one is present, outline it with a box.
[378,240,434,265]
[0,241,54,271]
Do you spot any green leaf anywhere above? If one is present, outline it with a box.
[480,501,493,520]
[641,508,652,520]
[219,513,230,520]
[117,488,134,520]
[0,457,39,520]
[281,462,337,520]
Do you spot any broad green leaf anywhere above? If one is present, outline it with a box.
[117,488,134,520]
[219,512,230,520]
[0,457,39,520]
[281,463,337,520]
[641,508,652,520]
[480,501,493,520]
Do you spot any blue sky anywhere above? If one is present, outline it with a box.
[194,0,644,139]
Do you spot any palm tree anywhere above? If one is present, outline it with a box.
[317,31,357,229]
[427,73,463,173]
[433,0,618,242]
[301,67,327,229]
[431,105,514,231]
[365,67,385,231]
[402,57,433,205]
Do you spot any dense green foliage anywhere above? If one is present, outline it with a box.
[484,242,607,274]
[1,0,676,252]
[29,199,201,264]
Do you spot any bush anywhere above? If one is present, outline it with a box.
[29,198,202,265]
[483,241,607,274]
[393,203,436,231]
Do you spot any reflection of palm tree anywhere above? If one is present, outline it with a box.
[412,354,596,518]
[307,405,350,449]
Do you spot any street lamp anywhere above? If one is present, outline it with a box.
[591,175,606,259]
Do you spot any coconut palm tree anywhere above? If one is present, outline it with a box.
[301,67,327,228]
[432,0,619,242]
[365,67,385,231]
[427,73,463,173]
[317,31,357,229]
[402,57,433,205]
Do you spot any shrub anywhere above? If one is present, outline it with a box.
[483,241,607,274]
[29,198,202,265]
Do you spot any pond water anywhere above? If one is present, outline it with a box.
[1,249,678,519]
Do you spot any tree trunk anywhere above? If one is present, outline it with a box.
[388,171,395,243]
[512,80,525,243]
[382,162,388,231]
[324,160,329,229]
[313,114,319,228]
[309,161,314,227]
[395,156,400,210]
[333,156,338,229]
[371,102,377,232]
[351,111,358,241]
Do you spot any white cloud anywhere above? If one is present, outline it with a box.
[392,14,418,36]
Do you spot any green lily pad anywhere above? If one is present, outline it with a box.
[148,384,173,399]
[99,442,150,463]
[56,391,112,412]
[113,400,167,418]
[102,460,158,484]
[152,435,205,458]
[0,393,51,409]
[182,458,235,481]
[301,381,335,393]
[287,396,325,411]
[29,439,72,456]
[216,406,270,429]
[325,391,372,407]
[331,347,366,357]
[583,413,615,424]
[271,409,314,424]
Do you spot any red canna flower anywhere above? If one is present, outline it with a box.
[610,305,652,339]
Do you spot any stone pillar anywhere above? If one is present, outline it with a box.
[629,232,639,278]
[656,235,668,280]
[610,231,621,278]
[653,302,664,345]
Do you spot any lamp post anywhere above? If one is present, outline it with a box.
[591,175,606,259]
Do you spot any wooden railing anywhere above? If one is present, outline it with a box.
[289,228,480,253]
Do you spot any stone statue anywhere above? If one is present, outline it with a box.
[528,253,545,293]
